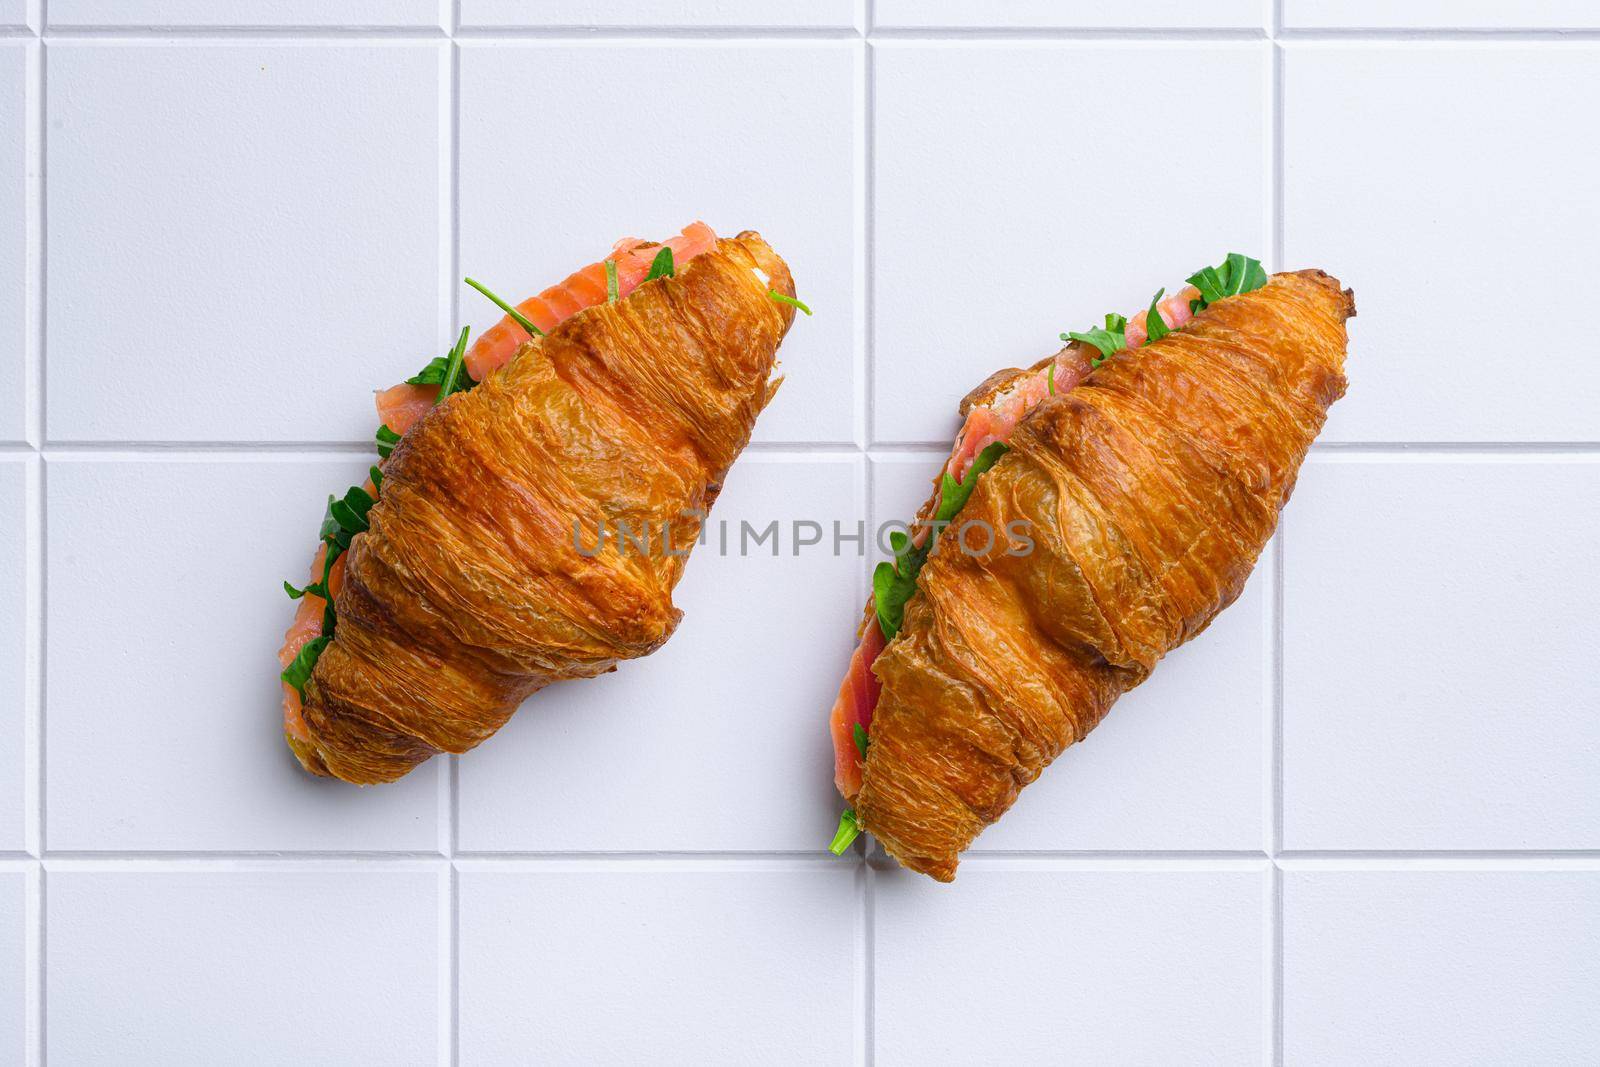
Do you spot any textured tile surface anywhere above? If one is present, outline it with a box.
[49,1,445,27]
[873,42,1269,444]
[875,863,1268,1062]
[1283,457,1600,850]
[46,458,440,851]
[1284,44,1600,441]
[1284,867,1600,1063]
[47,867,441,1064]
[875,0,1267,28]
[0,44,25,442]
[460,0,860,28]
[459,41,862,446]
[1283,0,1600,29]
[0,461,25,852]
[45,42,444,443]
[0,871,23,1065]
[459,863,857,1063]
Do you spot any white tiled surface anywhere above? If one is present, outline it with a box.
[4,7,1596,1065]
[458,862,858,1063]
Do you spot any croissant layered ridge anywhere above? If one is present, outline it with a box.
[289,232,796,783]
[855,270,1354,880]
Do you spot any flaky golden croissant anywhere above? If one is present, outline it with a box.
[828,264,1353,879]
[279,228,797,783]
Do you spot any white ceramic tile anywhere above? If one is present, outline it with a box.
[1284,867,1600,1064]
[867,453,1267,851]
[460,0,860,28]
[873,42,1269,444]
[875,863,1267,1062]
[1283,0,1600,29]
[46,457,440,851]
[0,871,23,1065]
[0,44,25,443]
[875,0,1266,29]
[458,41,861,445]
[45,42,443,443]
[0,2,27,31]
[0,462,25,852]
[1283,457,1600,850]
[1285,44,1600,441]
[49,0,445,28]
[459,863,857,1064]
[458,455,866,852]
[48,866,441,1064]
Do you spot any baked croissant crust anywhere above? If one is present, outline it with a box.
[290,232,795,783]
[857,270,1353,880]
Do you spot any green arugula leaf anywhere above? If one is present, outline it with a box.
[281,634,331,698]
[284,580,307,600]
[873,441,1011,642]
[768,290,813,316]
[605,258,619,303]
[1187,253,1268,313]
[645,246,675,281]
[1145,288,1170,343]
[464,277,544,338]
[375,424,402,460]
[1063,312,1129,367]
[853,723,869,760]
[369,466,383,492]
[829,808,861,856]
[1047,361,1057,396]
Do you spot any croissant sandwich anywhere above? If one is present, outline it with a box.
[827,256,1353,880]
[278,224,804,783]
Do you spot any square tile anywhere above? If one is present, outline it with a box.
[458,862,858,1064]
[0,44,26,443]
[49,0,445,28]
[458,455,866,852]
[1284,867,1600,1064]
[0,460,27,852]
[1283,457,1600,850]
[1283,0,1600,29]
[872,42,1269,444]
[868,452,1268,851]
[46,42,444,443]
[458,41,862,446]
[47,866,441,1064]
[0,870,24,1065]
[459,0,860,29]
[874,863,1267,1062]
[0,3,27,31]
[46,457,440,852]
[875,0,1266,29]
[1284,44,1600,441]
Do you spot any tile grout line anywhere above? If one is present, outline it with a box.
[860,3,876,1061]
[445,6,461,1062]
[1268,4,1285,1062]
[30,11,46,1061]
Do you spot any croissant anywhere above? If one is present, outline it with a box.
[827,263,1354,880]
[278,227,798,783]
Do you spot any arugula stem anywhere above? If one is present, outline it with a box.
[437,325,471,404]
[768,290,812,316]
[604,259,619,303]
[829,809,861,855]
[464,277,545,338]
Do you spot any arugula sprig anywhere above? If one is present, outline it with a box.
[1062,313,1129,368]
[1145,288,1171,344]
[605,258,619,303]
[768,290,813,316]
[872,440,1010,642]
[464,276,545,338]
[1187,253,1269,313]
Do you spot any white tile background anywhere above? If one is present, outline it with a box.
[3,3,1597,1064]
